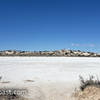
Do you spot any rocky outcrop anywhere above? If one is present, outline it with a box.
[0,49,100,57]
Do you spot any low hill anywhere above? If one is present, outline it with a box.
[0,49,100,57]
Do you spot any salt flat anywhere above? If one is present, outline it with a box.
[0,57,100,100]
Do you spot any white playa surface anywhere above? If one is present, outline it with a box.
[0,57,100,100]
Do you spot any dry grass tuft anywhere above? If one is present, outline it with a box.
[73,75,100,100]
[79,75,100,91]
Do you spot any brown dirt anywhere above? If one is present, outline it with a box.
[73,86,100,100]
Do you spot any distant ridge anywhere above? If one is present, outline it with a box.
[0,49,100,57]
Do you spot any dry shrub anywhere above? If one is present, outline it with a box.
[79,75,100,91]
[73,75,100,100]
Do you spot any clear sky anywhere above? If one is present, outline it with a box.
[0,0,100,52]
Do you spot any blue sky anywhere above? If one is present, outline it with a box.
[0,0,100,52]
